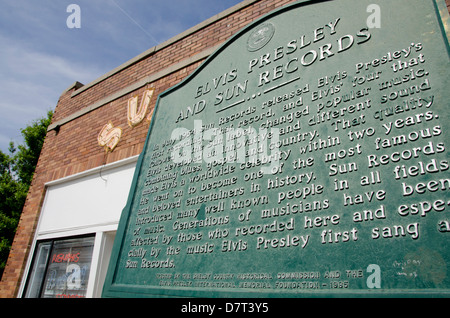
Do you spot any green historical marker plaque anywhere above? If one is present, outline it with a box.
[103,0,450,297]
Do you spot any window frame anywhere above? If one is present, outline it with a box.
[22,234,96,298]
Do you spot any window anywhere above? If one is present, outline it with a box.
[23,235,95,298]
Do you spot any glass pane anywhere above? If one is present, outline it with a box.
[23,242,52,298]
[41,236,95,298]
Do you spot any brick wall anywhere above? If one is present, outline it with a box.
[1,0,449,298]
[0,0,296,298]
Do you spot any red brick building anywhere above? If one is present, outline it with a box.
[1,0,449,298]
[0,0,299,298]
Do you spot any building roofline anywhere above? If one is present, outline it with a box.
[70,0,259,98]
[47,0,260,132]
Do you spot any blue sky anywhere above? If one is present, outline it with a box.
[0,0,242,153]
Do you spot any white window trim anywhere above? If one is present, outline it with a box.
[18,155,138,298]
